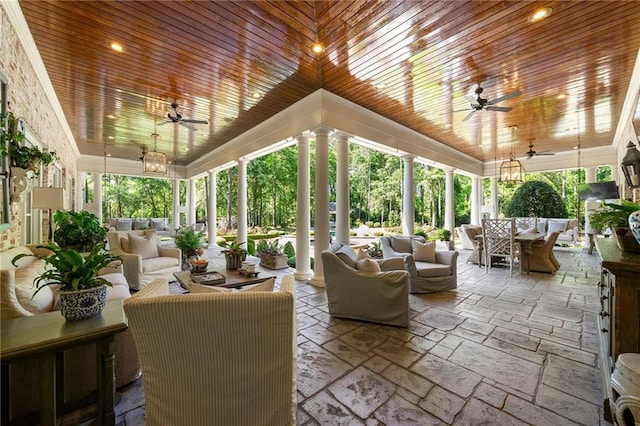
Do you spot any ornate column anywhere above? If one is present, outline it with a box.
[490,177,499,219]
[295,134,313,280]
[470,176,480,225]
[335,132,350,244]
[237,158,248,251]
[188,178,196,226]
[310,127,330,287]
[444,168,454,233]
[402,155,415,235]
[207,169,217,247]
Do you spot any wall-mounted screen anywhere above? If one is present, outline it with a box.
[577,181,620,201]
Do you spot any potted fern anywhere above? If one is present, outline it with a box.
[12,242,121,321]
[174,227,206,270]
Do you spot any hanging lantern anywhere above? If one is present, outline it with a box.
[621,141,640,188]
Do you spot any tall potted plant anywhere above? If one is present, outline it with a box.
[590,200,640,252]
[12,242,121,321]
[174,227,206,270]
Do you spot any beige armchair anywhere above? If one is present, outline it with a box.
[107,230,180,290]
[123,277,297,426]
[322,243,410,327]
[379,236,459,294]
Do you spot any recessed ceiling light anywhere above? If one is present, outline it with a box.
[107,114,116,119]
[375,83,387,90]
[528,7,552,23]
[106,153,112,157]
[252,92,261,99]
[557,93,566,100]
[312,43,324,54]
[107,136,114,140]
[110,42,124,52]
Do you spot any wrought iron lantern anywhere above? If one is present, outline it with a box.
[621,141,640,188]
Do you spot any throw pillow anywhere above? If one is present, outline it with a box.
[536,219,547,234]
[390,237,412,254]
[547,220,568,235]
[412,240,436,263]
[129,233,160,259]
[116,219,133,231]
[522,227,537,234]
[120,237,131,253]
[134,218,150,230]
[335,245,357,269]
[150,218,166,231]
[355,258,381,272]
[356,249,371,261]
[189,283,233,293]
[237,277,275,292]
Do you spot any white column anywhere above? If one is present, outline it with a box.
[172,179,180,229]
[295,134,313,281]
[470,176,480,225]
[444,169,454,233]
[76,171,85,211]
[402,155,415,235]
[490,177,499,219]
[585,166,596,184]
[188,178,196,226]
[310,127,330,287]
[237,159,248,250]
[583,166,598,247]
[335,132,350,244]
[95,173,103,225]
[207,169,217,247]
[611,163,619,183]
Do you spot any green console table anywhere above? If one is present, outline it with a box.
[1,300,128,426]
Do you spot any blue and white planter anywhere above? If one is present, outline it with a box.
[58,285,108,321]
[629,210,640,246]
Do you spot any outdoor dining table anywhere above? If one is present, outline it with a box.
[475,232,546,274]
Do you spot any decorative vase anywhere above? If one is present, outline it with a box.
[628,210,640,245]
[225,252,246,270]
[58,285,107,321]
[182,255,197,271]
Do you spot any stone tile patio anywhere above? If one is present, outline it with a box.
[75,245,610,425]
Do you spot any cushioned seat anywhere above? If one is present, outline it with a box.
[379,236,458,294]
[107,229,180,290]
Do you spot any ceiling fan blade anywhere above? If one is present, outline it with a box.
[536,152,556,156]
[462,111,476,122]
[180,122,198,131]
[465,95,479,107]
[182,119,209,125]
[157,120,171,126]
[488,90,522,105]
[485,106,512,112]
[452,108,472,113]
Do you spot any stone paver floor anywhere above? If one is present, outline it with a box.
[74,245,610,426]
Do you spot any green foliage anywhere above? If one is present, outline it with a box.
[12,242,120,295]
[53,210,107,252]
[504,180,567,218]
[283,241,295,258]
[256,238,284,256]
[1,111,58,176]
[438,229,451,241]
[221,239,247,256]
[247,238,256,256]
[287,256,314,270]
[174,228,205,257]
[589,200,640,230]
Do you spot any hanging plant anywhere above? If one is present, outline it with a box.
[1,111,58,176]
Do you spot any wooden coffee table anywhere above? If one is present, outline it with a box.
[173,267,276,291]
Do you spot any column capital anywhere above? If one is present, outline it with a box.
[310,126,332,137]
[332,131,352,141]
[401,154,415,161]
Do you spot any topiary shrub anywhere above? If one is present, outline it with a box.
[283,241,295,258]
[504,180,568,218]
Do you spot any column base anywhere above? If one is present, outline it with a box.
[307,275,326,288]
[294,270,314,281]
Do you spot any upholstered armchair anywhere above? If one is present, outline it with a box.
[123,277,297,426]
[322,243,410,327]
[379,236,459,294]
[107,230,180,290]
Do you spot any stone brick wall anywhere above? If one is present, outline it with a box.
[0,6,78,251]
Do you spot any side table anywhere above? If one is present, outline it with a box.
[1,300,128,426]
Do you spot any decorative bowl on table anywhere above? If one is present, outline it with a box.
[190,259,209,273]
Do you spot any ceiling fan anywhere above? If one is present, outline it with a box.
[157,102,208,131]
[458,85,522,122]
[525,143,555,159]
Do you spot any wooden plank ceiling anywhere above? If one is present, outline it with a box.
[17,0,640,167]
